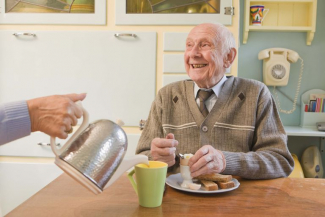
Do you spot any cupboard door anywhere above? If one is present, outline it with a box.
[0,162,62,216]
[0,31,156,127]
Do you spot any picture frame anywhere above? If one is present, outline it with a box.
[116,0,233,26]
[0,0,106,25]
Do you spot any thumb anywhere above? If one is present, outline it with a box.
[166,133,175,140]
[65,93,87,102]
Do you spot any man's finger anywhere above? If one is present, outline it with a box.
[156,147,176,156]
[188,146,209,167]
[70,115,78,126]
[191,164,209,178]
[72,102,84,119]
[157,153,176,163]
[190,153,212,173]
[65,93,87,102]
[154,138,178,148]
[166,133,175,140]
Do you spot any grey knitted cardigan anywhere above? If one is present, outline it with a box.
[136,77,294,179]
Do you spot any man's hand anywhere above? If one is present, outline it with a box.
[27,93,87,139]
[150,133,178,167]
[188,145,226,177]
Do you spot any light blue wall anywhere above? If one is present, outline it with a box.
[238,0,325,126]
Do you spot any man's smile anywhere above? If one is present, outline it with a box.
[191,64,208,69]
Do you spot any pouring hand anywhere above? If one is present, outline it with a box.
[188,145,226,178]
[27,93,87,139]
[150,133,178,167]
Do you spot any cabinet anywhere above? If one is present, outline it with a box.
[116,0,233,25]
[243,0,317,45]
[0,30,156,215]
[0,161,62,216]
[0,30,156,127]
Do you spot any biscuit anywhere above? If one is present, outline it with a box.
[216,181,235,189]
[195,173,232,182]
[200,180,218,191]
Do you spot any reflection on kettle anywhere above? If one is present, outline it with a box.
[50,102,149,194]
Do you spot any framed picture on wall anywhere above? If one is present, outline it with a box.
[116,0,233,26]
[0,0,106,25]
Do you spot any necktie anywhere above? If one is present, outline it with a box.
[198,90,214,117]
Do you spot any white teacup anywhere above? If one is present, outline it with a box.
[180,165,193,188]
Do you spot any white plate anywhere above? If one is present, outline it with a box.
[166,173,240,194]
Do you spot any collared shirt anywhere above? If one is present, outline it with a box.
[194,75,227,112]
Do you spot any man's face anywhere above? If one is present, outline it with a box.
[184,24,224,88]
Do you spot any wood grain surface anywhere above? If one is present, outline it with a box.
[7,173,325,216]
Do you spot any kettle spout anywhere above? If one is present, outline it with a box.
[104,155,149,189]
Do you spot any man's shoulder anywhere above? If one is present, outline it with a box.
[231,77,267,90]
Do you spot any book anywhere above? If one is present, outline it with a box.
[309,100,316,112]
[305,104,309,112]
[319,98,324,113]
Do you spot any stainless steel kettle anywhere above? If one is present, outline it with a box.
[50,103,148,194]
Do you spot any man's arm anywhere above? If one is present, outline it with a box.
[136,97,165,159]
[136,90,179,168]
[222,89,294,179]
[0,101,31,146]
[0,93,86,146]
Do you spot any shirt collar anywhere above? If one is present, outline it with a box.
[194,75,227,98]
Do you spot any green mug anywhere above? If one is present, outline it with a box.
[128,161,168,208]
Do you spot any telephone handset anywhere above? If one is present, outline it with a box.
[258,48,304,114]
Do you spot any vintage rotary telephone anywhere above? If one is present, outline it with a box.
[258,48,304,114]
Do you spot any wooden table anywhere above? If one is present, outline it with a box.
[7,174,325,216]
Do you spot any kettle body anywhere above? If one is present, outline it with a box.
[51,103,148,194]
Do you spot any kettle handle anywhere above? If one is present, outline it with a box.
[50,101,89,156]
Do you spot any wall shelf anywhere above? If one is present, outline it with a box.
[243,0,317,45]
[285,126,325,137]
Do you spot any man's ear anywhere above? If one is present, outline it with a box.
[223,48,237,68]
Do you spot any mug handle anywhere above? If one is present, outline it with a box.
[262,9,269,22]
[127,169,138,195]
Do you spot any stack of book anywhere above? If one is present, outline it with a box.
[305,93,325,112]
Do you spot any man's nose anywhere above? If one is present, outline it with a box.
[189,44,201,58]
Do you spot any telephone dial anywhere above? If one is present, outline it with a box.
[258,48,304,114]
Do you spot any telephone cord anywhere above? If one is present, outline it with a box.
[273,58,304,114]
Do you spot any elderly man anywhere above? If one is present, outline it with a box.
[136,23,294,179]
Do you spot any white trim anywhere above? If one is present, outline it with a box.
[214,122,255,129]
[214,125,255,131]
[0,0,106,25]
[163,122,197,130]
[163,122,197,128]
[116,0,232,26]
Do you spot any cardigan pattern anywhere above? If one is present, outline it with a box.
[136,77,294,179]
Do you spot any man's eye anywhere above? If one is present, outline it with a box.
[202,43,210,47]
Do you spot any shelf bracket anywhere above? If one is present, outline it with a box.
[306,31,315,46]
[243,30,248,44]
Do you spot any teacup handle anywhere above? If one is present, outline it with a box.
[50,101,89,156]
[127,169,138,195]
[262,8,269,22]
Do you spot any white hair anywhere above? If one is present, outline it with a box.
[210,23,236,72]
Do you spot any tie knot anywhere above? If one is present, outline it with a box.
[198,90,214,101]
